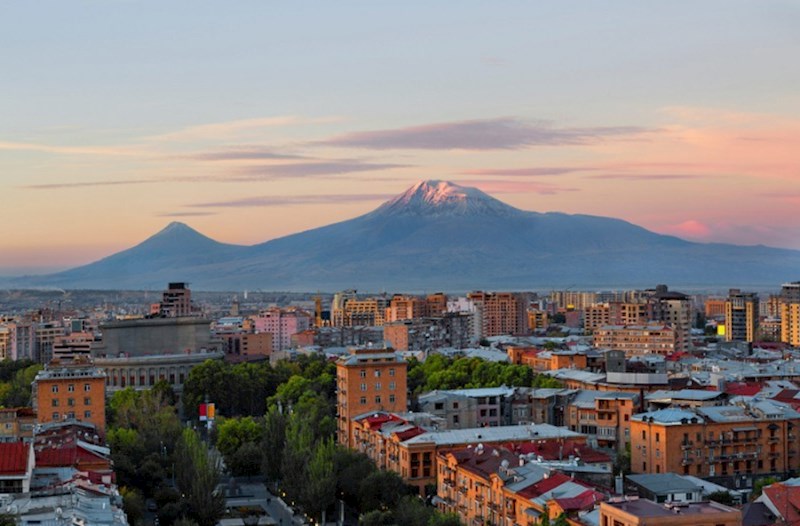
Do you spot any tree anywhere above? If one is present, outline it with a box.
[303,438,337,524]
[334,448,376,506]
[753,476,779,499]
[227,441,264,477]
[359,510,394,526]
[215,416,264,458]
[175,429,225,526]
[428,513,463,526]
[281,411,314,502]
[120,487,145,526]
[262,406,287,485]
[358,470,407,512]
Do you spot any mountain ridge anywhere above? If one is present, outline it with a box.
[7,180,800,291]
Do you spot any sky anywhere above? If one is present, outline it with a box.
[2,1,799,273]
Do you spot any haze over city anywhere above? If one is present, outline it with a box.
[2,2,799,275]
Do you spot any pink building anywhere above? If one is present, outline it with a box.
[252,308,312,351]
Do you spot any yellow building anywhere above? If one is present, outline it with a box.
[724,289,759,343]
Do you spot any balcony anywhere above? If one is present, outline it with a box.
[769,436,780,444]
[488,502,500,512]
[681,441,694,450]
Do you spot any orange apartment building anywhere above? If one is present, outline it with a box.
[599,498,741,526]
[566,391,639,451]
[584,304,611,333]
[507,347,588,372]
[630,401,800,484]
[436,445,605,526]
[527,309,549,331]
[386,295,426,323]
[350,411,586,494]
[336,346,408,448]
[593,325,677,356]
[0,407,36,442]
[32,359,107,436]
[705,298,727,319]
[425,293,448,317]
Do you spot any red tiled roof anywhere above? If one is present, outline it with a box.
[726,382,764,397]
[553,489,605,511]
[0,442,29,476]
[762,483,800,523]
[508,440,611,464]
[394,427,426,441]
[517,473,572,499]
[35,445,109,468]
[365,413,405,430]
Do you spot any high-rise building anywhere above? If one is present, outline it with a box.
[158,282,197,318]
[252,307,312,351]
[336,346,407,448]
[781,282,800,347]
[724,289,759,342]
[647,285,692,352]
[467,291,529,337]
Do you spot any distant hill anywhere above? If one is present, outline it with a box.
[11,180,800,291]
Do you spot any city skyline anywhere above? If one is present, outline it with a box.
[2,2,799,273]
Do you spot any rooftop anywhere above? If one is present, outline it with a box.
[602,498,738,518]
[403,423,582,446]
[627,473,701,495]
[0,442,30,476]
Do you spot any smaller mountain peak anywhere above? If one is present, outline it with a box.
[373,180,520,218]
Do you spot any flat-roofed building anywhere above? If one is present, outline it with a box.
[594,324,677,356]
[32,359,107,436]
[725,289,759,343]
[630,400,800,485]
[600,498,740,526]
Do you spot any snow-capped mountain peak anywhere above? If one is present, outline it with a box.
[374,180,520,217]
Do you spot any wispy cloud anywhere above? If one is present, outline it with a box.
[183,148,310,161]
[190,193,394,208]
[464,179,580,195]
[233,160,408,180]
[0,140,140,157]
[147,115,341,143]
[157,211,217,217]
[588,173,705,181]
[318,117,646,150]
[460,166,591,177]
[23,179,156,190]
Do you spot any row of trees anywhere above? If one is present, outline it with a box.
[407,354,562,394]
[107,384,222,526]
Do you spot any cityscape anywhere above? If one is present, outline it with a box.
[2,3,799,526]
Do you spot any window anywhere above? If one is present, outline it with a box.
[68,384,75,392]
[360,397,367,405]
[624,414,629,421]
[375,382,381,390]
[67,398,75,407]
[374,370,381,378]
[642,430,646,440]
[453,402,459,409]
[435,403,444,410]
[51,385,59,394]
[389,382,396,390]
[84,411,91,419]
[84,383,91,392]
[360,370,366,378]
[643,462,646,471]
[375,395,382,404]
[84,397,91,406]
[360,383,367,392]
[389,368,395,377]
[51,399,59,407]
[389,394,396,404]
[656,432,660,443]
[67,412,74,419]
[52,412,59,420]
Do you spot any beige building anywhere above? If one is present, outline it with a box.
[725,289,759,343]
[599,499,741,526]
[593,325,677,356]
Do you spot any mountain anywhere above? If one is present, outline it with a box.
[11,181,800,291]
[17,222,247,290]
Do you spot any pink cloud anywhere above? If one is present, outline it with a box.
[660,220,712,239]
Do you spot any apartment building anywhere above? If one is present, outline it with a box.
[31,359,107,436]
[335,346,408,448]
[566,390,639,451]
[437,444,604,526]
[599,498,740,526]
[593,325,677,356]
[630,400,800,487]
[725,289,759,343]
[467,291,529,337]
